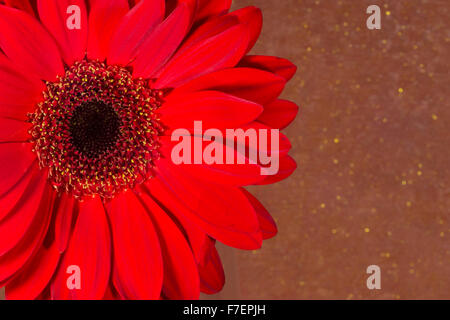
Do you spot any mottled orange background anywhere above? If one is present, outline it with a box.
[1,0,448,301]
[209,0,449,300]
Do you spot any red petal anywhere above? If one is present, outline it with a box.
[4,0,36,17]
[0,179,54,284]
[195,0,231,22]
[0,168,48,256]
[174,14,239,57]
[159,135,266,186]
[87,0,129,60]
[161,207,214,265]
[258,99,299,129]
[0,118,31,143]
[0,54,45,120]
[0,161,37,223]
[5,236,60,300]
[199,243,225,294]
[37,0,88,66]
[139,191,200,299]
[103,284,123,300]
[0,143,36,199]
[107,0,165,66]
[256,155,297,185]
[131,2,192,78]
[53,192,78,253]
[239,122,292,157]
[239,55,298,81]
[0,6,64,81]
[148,159,262,250]
[207,122,292,161]
[242,188,277,239]
[230,6,262,53]
[154,23,249,88]
[105,191,163,300]
[51,197,111,300]
[170,67,285,105]
[160,90,263,130]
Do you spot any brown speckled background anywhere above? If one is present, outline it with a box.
[210,0,449,300]
[1,0,449,301]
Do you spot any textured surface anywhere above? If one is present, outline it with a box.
[1,0,449,300]
[216,0,449,300]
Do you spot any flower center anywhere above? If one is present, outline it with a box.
[29,60,165,200]
[69,101,122,158]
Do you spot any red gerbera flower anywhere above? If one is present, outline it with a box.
[0,0,298,300]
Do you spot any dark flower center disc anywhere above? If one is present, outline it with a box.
[69,101,122,158]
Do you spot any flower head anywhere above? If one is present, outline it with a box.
[0,0,298,300]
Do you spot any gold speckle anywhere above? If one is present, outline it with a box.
[334,138,340,144]
[331,229,337,234]
[432,114,438,120]
[364,227,370,233]
[398,88,404,94]
[386,11,391,16]
[406,201,412,207]
[417,171,422,176]
[320,203,326,209]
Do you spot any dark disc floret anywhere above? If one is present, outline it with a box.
[29,60,165,199]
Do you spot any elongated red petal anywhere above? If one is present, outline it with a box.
[199,243,225,294]
[256,155,297,185]
[5,236,60,300]
[106,191,163,300]
[87,0,129,60]
[242,188,277,239]
[51,197,111,300]
[258,99,299,129]
[230,6,262,53]
[0,143,36,199]
[195,0,231,22]
[53,192,78,253]
[0,54,45,120]
[131,2,192,78]
[205,122,292,161]
[0,161,36,222]
[37,0,88,66]
[161,207,215,266]
[139,191,200,299]
[0,178,54,284]
[4,0,36,17]
[0,168,47,256]
[239,55,298,81]
[0,118,31,143]
[154,24,249,88]
[170,67,285,105]
[0,6,64,81]
[174,14,239,57]
[148,159,262,250]
[159,135,266,186]
[107,0,165,66]
[160,90,263,130]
